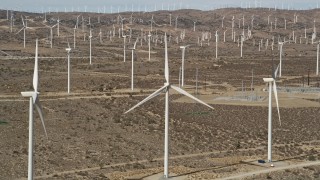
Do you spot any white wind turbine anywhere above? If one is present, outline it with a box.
[193,20,197,32]
[263,59,281,163]
[241,35,244,58]
[317,42,319,76]
[56,17,61,37]
[16,16,30,48]
[89,29,92,65]
[48,24,57,48]
[232,16,235,40]
[21,39,48,180]
[222,16,225,28]
[278,41,290,77]
[148,32,151,61]
[66,42,72,94]
[99,28,102,44]
[76,15,81,29]
[73,25,76,49]
[123,35,127,62]
[129,39,139,91]
[284,18,287,30]
[150,15,154,31]
[175,16,179,30]
[125,33,214,179]
[180,45,190,87]
[215,31,218,59]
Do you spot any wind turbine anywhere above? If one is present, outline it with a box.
[241,35,244,58]
[56,17,61,37]
[16,15,30,48]
[148,32,151,61]
[99,28,102,44]
[48,24,57,48]
[232,16,235,40]
[175,16,179,31]
[278,41,290,77]
[150,15,154,31]
[21,39,47,180]
[66,42,72,94]
[73,25,76,49]
[89,29,92,65]
[284,18,287,30]
[125,33,214,179]
[123,35,127,62]
[222,16,225,28]
[317,42,319,76]
[215,31,218,59]
[129,39,139,91]
[76,15,81,29]
[193,20,197,32]
[180,45,190,87]
[224,29,227,42]
[263,56,281,163]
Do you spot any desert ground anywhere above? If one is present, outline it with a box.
[0,7,320,179]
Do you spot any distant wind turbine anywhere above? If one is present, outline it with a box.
[16,15,30,48]
[129,39,139,91]
[123,35,127,62]
[89,29,92,64]
[317,42,319,76]
[180,45,190,87]
[66,41,72,94]
[215,31,218,58]
[148,32,151,61]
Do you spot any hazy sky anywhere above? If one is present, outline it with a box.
[1,0,320,12]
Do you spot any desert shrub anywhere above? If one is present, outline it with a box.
[308,155,317,161]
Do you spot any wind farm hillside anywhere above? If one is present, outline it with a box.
[0,8,320,180]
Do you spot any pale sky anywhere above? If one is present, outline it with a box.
[1,0,320,13]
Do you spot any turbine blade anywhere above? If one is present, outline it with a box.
[133,38,138,49]
[16,27,24,34]
[273,81,281,126]
[21,15,25,26]
[274,64,280,78]
[171,85,214,110]
[164,33,169,83]
[35,98,48,139]
[33,39,39,92]
[125,85,168,114]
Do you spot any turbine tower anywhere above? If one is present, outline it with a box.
[123,35,127,62]
[66,42,72,94]
[148,32,151,61]
[89,29,92,65]
[215,31,218,59]
[317,42,319,76]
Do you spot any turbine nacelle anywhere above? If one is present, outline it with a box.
[263,78,274,83]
